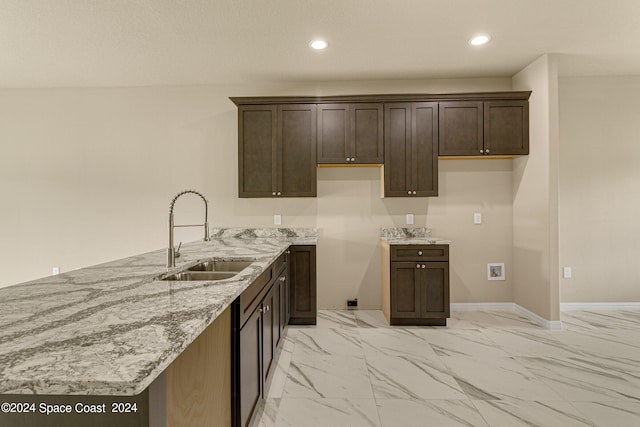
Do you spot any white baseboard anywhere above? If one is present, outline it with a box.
[451,302,562,330]
[560,302,640,311]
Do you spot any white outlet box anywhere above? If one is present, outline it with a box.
[563,267,572,279]
[274,214,282,226]
[52,267,60,275]
[474,212,482,225]
[406,214,414,225]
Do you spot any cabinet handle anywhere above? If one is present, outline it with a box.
[286,250,290,254]
[412,191,417,195]
[480,149,484,154]
[280,276,286,282]
[346,157,350,161]
[259,308,263,313]
[351,157,355,162]
[418,251,423,256]
[277,192,281,196]
[407,191,412,195]
[416,264,420,269]
[485,149,490,154]
[272,192,276,195]
[422,264,426,269]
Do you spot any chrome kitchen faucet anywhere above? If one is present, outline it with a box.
[167,190,210,268]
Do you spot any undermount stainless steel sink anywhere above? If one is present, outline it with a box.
[187,260,253,273]
[159,259,253,282]
[162,271,237,281]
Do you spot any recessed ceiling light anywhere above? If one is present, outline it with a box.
[310,40,328,50]
[469,34,491,46]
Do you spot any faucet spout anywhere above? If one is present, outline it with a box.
[167,190,211,268]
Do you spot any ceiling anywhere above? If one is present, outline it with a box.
[2,0,639,88]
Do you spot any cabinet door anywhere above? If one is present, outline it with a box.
[277,104,317,197]
[412,103,438,196]
[351,103,383,163]
[289,245,317,325]
[438,101,483,156]
[238,105,277,197]
[317,104,349,163]
[390,262,421,319]
[420,262,450,319]
[239,306,261,427]
[384,103,411,196]
[261,286,276,385]
[484,100,529,155]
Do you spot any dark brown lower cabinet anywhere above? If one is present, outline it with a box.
[233,245,316,427]
[384,244,450,326]
[289,245,317,325]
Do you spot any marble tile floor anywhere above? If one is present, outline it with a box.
[251,309,640,427]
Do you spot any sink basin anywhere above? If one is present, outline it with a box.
[162,271,237,282]
[159,259,254,282]
[187,260,253,272]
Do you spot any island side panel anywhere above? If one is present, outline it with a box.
[381,241,391,322]
[165,306,231,427]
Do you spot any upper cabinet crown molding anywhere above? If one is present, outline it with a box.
[230,91,531,106]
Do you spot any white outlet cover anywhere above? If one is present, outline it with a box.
[52,267,60,275]
[274,214,282,225]
[406,214,414,225]
[474,212,482,225]
[563,267,572,279]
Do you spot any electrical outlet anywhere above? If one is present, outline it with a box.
[474,212,482,225]
[347,299,358,310]
[274,214,282,225]
[406,214,414,225]
[563,267,572,279]
[52,267,60,275]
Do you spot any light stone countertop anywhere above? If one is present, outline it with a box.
[380,227,450,245]
[0,228,317,396]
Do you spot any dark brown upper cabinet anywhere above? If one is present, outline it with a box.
[317,103,383,164]
[384,102,438,197]
[238,104,317,197]
[438,100,529,157]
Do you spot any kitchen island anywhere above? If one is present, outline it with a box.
[0,228,317,427]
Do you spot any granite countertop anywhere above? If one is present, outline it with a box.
[380,227,451,245]
[0,228,317,396]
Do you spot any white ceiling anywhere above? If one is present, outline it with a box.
[2,0,639,88]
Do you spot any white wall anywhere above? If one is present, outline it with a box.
[559,76,640,302]
[511,54,561,320]
[0,78,517,309]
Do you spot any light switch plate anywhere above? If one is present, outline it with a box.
[406,214,414,225]
[563,267,572,279]
[474,212,482,225]
[52,267,60,275]
[274,214,282,225]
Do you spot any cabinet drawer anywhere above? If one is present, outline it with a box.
[391,245,449,261]
[273,251,287,276]
[239,266,273,328]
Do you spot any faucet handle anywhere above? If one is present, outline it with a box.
[175,242,182,258]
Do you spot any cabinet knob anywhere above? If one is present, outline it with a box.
[485,149,490,154]
[351,157,355,162]
[418,251,423,256]
[346,157,350,161]
[480,149,484,154]
[280,276,286,282]
[412,191,417,195]
[416,264,420,269]
[272,192,276,195]
[277,192,281,196]
[259,308,263,313]
[422,264,426,269]
[407,191,412,195]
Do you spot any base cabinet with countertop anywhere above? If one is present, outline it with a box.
[232,245,315,427]
[382,242,450,326]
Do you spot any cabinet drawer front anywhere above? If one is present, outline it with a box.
[273,251,287,276]
[391,245,448,261]
[239,266,273,328]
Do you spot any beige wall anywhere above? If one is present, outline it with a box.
[511,54,561,320]
[559,76,640,302]
[0,78,518,309]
